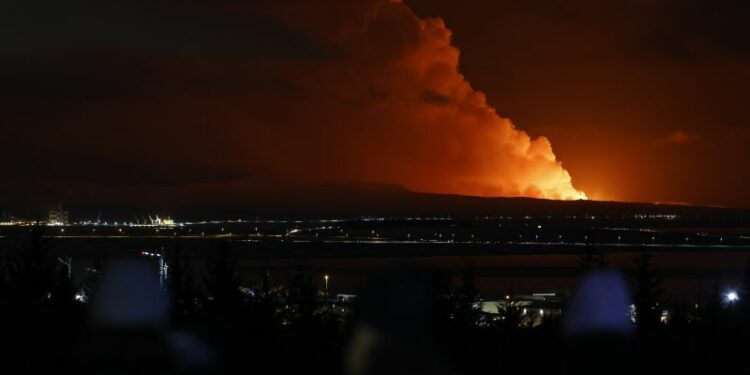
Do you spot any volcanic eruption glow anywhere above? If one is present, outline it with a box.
[0,0,588,203]
[270,0,589,201]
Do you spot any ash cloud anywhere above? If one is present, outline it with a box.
[0,0,586,210]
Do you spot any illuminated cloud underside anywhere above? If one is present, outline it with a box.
[0,0,587,203]
[264,0,587,200]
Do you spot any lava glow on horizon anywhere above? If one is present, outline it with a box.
[333,1,590,202]
[0,0,589,206]
[248,1,590,202]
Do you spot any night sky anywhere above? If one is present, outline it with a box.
[2,0,749,214]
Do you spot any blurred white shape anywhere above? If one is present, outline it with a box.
[564,269,633,337]
[725,290,739,304]
[91,260,167,328]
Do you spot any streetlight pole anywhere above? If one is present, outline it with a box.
[324,274,330,294]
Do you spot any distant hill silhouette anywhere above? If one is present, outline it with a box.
[170,181,750,220]
[25,180,749,221]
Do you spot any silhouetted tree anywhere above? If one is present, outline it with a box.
[7,225,56,305]
[429,270,453,329]
[50,263,77,309]
[249,267,284,326]
[667,301,691,328]
[499,293,522,331]
[168,239,199,322]
[203,241,245,316]
[50,262,83,374]
[1,225,78,374]
[741,256,750,320]
[450,268,480,328]
[286,271,320,332]
[0,262,8,300]
[630,252,663,331]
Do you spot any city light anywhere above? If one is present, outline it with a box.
[724,290,739,304]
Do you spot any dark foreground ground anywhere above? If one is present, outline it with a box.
[1,228,750,375]
[3,201,750,374]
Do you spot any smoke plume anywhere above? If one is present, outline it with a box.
[254,0,586,199]
[1,0,586,209]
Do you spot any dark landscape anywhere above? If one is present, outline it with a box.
[4,0,750,374]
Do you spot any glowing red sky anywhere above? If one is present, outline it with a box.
[2,0,749,212]
[407,0,750,206]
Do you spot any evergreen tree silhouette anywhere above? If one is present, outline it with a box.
[168,238,199,322]
[667,301,690,328]
[429,270,453,329]
[0,261,10,355]
[450,268,480,328]
[630,252,663,332]
[2,225,70,373]
[203,241,245,316]
[0,262,8,301]
[50,262,77,309]
[251,267,282,326]
[50,261,83,374]
[741,256,750,321]
[286,270,320,333]
[499,291,522,331]
[8,225,56,305]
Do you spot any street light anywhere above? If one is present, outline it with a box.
[725,290,739,304]
[324,274,330,292]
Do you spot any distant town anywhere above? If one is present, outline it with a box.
[2,200,750,374]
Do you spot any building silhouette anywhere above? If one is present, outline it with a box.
[48,202,69,225]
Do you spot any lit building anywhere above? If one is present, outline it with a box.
[149,215,176,227]
[480,292,567,327]
[48,202,69,225]
[1,212,18,226]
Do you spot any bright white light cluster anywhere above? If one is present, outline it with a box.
[725,290,739,303]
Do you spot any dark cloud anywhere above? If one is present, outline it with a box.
[1,0,588,215]
[5,0,749,213]
[1,1,323,58]
[1,1,324,105]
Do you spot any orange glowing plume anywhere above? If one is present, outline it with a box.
[252,0,588,201]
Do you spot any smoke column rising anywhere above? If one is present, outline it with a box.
[0,0,587,206]
[258,0,587,199]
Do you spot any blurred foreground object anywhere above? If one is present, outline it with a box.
[80,260,212,375]
[562,269,639,375]
[346,268,455,375]
[564,269,633,337]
